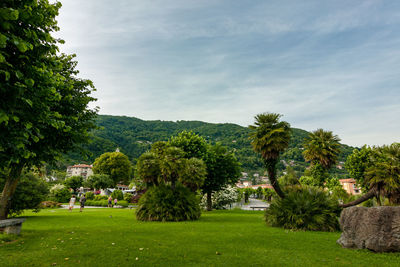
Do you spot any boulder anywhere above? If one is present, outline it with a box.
[337,206,400,252]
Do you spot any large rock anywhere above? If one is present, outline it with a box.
[337,206,400,252]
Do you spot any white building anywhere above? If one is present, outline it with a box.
[66,164,93,180]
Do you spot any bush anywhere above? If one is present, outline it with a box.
[85,191,95,200]
[136,184,201,221]
[124,193,133,203]
[265,186,340,232]
[50,184,71,203]
[39,201,62,209]
[94,195,108,201]
[2,172,49,216]
[201,186,238,210]
[85,199,129,207]
[111,189,123,200]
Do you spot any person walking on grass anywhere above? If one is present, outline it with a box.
[108,196,113,208]
[69,195,76,211]
[80,194,86,212]
[114,198,118,208]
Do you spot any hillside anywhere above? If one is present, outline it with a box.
[58,115,355,178]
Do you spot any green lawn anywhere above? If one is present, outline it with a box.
[1,208,399,266]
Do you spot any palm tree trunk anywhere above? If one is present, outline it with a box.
[0,166,24,220]
[339,189,376,208]
[267,167,285,199]
[206,191,212,211]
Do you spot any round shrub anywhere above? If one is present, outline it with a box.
[136,184,201,221]
[201,186,239,210]
[111,189,123,200]
[50,184,71,203]
[124,193,133,203]
[85,191,95,200]
[265,186,340,231]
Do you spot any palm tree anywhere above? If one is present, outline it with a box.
[249,113,291,198]
[303,129,341,170]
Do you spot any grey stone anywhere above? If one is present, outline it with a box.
[337,206,400,252]
[0,218,26,235]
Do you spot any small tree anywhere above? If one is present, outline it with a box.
[92,152,132,186]
[84,174,114,190]
[64,176,83,191]
[50,184,71,203]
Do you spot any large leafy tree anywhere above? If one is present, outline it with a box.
[249,113,291,198]
[63,175,83,191]
[92,152,133,186]
[0,1,97,219]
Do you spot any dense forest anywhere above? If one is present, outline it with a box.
[55,115,355,179]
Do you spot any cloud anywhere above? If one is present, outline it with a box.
[55,0,400,147]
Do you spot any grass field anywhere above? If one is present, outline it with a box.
[1,208,399,266]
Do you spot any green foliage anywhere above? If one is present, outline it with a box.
[111,189,123,201]
[136,184,201,221]
[345,146,373,191]
[0,172,48,216]
[265,186,340,231]
[169,130,208,159]
[94,195,108,201]
[0,0,97,219]
[302,129,341,170]
[63,175,83,190]
[49,184,71,203]
[123,193,133,203]
[85,199,129,207]
[92,152,132,185]
[365,143,400,204]
[278,166,300,187]
[202,143,241,195]
[85,191,94,200]
[201,186,239,209]
[84,174,113,190]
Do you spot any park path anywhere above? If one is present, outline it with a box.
[240,198,269,210]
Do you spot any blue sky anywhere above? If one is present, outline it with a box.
[55,0,400,147]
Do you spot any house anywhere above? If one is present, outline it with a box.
[66,164,93,180]
[339,178,362,195]
[249,184,273,190]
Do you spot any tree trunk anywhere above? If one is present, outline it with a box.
[267,167,285,199]
[206,191,212,211]
[0,166,24,220]
[339,189,376,208]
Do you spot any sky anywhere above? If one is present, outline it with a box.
[54,0,400,147]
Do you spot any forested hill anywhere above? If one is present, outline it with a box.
[61,115,355,176]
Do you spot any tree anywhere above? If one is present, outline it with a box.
[303,129,341,170]
[135,141,207,221]
[170,131,241,211]
[0,171,48,216]
[341,143,400,207]
[92,152,132,186]
[249,113,291,198]
[169,130,207,159]
[64,175,83,191]
[84,174,113,190]
[345,146,374,191]
[278,165,300,187]
[0,1,97,219]
[202,143,241,210]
